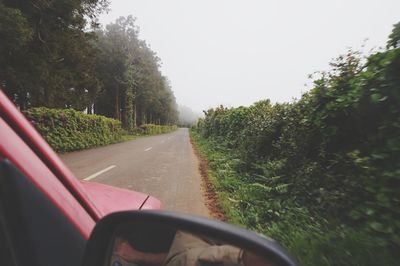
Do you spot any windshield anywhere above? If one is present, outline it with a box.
[1,1,399,265]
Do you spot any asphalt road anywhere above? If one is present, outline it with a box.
[60,128,210,217]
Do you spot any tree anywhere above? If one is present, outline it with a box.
[94,16,139,122]
[387,22,400,49]
[94,16,178,127]
[124,63,136,131]
[0,0,108,109]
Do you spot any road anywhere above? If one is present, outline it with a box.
[60,128,210,217]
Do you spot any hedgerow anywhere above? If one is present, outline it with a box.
[193,45,400,264]
[24,107,124,152]
[138,124,178,135]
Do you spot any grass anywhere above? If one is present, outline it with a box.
[190,129,246,226]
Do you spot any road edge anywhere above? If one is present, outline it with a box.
[189,130,227,221]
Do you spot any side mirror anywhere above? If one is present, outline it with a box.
[82,211,297,266]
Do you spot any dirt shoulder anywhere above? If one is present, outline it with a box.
[189,133,226,221]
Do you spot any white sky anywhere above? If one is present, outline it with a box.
[99,0,400,112]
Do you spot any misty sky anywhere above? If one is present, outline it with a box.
[99,0,400,112]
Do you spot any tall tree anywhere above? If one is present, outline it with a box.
[94,16,178,127]
[0,0,108,109]
[94,16,139,122]
[387,22,400,49]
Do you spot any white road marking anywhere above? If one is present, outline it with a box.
[83,165,116,181]
[145,147,152,152]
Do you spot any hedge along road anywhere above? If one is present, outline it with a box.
[60,128,210,217]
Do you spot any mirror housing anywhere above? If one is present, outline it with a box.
[82,210,297,266]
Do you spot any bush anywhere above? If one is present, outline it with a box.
[193,46,400,265]
[138,124,177,135]
[24,107,124,152]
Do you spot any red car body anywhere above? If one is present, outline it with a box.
[0,89,162,240]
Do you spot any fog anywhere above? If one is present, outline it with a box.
[178,105,203,127]
[99,0,400,112]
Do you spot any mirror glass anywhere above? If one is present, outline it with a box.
[107,222,277,266]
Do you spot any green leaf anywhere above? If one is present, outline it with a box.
[369,222,385,232]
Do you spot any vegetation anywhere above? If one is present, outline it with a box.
[2,1,399,263]
[24,107,123,153]
[0,0,107,109]
[0,1,178,130]
[94,16,178,127]
[138,124,177,135]
[192,24,400,265]
[25,107,177,152]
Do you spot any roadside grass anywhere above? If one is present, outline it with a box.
[189,129,398,266]
[190,129,245,226]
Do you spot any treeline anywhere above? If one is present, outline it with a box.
[194,23,400,265]
[93,16,178,129]
[0,0,178,129]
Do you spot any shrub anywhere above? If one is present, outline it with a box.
[24,107,124,152]
[193,46,400,265]
[138,124,177,135]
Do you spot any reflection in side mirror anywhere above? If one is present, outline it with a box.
[82,211,297,266]
[112,229,273,266]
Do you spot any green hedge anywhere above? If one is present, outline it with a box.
[24,107,124,152]
[138,124,177,135]
[191,131,398,266]
[193,46,400,265]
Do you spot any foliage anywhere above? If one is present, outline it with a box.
[24,107,177,152]
[387,22,400,49]
[138,124,178,135]
[0,0,107,110]
[24,107,123,153]
[1,3,177,129]
[93,16,178,127]
[193,27,400,265]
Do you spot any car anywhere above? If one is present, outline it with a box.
[0,89,297,266]
[0,89,161,265]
